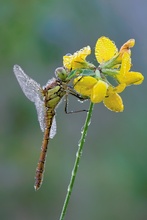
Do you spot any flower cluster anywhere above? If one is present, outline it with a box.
[63,36,144,112]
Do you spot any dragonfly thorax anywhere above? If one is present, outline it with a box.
[43,79,66,109]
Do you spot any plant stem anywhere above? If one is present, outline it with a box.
[59,102,94,220]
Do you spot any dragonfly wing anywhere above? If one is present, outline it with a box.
[50,116,57,138]
[13,64,46,132]
[13,65,42,102]
[34,98,46,132]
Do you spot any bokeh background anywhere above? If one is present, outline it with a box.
[1,0,147,219]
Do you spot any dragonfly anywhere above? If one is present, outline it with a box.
[13,65,87,190]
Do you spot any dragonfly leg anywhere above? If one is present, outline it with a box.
[67,85,88,101]
[64,93,88,114]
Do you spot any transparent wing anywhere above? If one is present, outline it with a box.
[13,64,46,131]
[34,97,46,132]
[50,116,57,138]
[13,64,42,102]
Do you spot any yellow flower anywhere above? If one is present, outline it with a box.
[65,36,144,113]
[74,76,124,112]
[115,52,144,85]
[95,36,144,86]
[63,46,94,70]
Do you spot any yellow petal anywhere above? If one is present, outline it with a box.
[122,71,144,85]
[132,72,144,85]
[63,55,73,69]
[95,36,118,63]
[120,52,131,74]
[103,93,124,112]
[91,80,108,103]
[116,52,144,85]
[74,46,91,60]
[74,76,97,96]
[119,39,135,55]
[107,84,126,95]
[63,46,91,70]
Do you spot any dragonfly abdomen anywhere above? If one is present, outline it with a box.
[34,110,55,190]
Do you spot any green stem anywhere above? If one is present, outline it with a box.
[59,102,94,220]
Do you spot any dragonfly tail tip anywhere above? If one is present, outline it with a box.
[34,185,39,191]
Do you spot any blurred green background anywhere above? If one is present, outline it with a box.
[1,0,147,219]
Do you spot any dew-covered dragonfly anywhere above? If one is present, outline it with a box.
[13,65,87,190]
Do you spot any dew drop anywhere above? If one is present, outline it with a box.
[88,119,91,126]
[81,125,84,131]
[67,185,71,192]
[72,170,75,177]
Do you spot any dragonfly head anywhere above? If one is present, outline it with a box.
[55,67,69,82]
